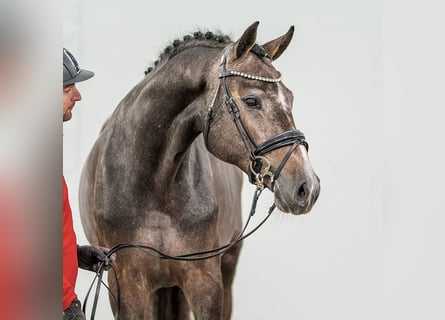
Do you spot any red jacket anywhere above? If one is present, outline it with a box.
[63,176,78,310]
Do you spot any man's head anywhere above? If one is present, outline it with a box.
[63,48,94,121]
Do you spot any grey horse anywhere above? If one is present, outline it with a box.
[79,21,320,320]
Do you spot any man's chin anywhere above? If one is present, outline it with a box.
[63,111,72,122]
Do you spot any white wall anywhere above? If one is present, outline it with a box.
[63,0,445,319]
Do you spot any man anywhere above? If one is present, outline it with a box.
[63,48,112,320]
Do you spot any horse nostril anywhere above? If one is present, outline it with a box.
[298,183,307,198]
[296,182,309,205]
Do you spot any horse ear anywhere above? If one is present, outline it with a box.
[262,26,294,61]
[232,21,259,61]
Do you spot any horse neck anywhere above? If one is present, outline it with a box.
[124,47,221,190]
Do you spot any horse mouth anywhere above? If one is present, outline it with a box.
[274,199,313,215]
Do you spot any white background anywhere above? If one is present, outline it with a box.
[63,0,445,319]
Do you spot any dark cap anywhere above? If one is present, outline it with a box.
[63,48,94,85]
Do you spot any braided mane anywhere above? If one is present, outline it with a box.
[144,30,268,76]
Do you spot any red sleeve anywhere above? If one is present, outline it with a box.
[62,176,78,310]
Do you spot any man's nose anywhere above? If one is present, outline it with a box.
[73,86,82,101]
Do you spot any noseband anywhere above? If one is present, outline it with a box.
[204,44,309,189]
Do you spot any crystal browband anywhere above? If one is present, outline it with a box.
[220,70,281,83]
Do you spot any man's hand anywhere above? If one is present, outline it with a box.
[77,245,115,272]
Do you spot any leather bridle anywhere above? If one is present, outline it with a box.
[204,44,309,190]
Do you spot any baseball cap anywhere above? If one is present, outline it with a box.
[63,48,94,85]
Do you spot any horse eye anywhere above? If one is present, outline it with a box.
[243,96,261,109]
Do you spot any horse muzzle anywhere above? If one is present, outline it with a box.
[273,171,320,215]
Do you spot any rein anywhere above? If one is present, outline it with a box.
[83,188,275,320]
[204,44,308,190]
[83,43,309,320]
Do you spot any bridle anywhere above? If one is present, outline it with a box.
[204,44,308,190]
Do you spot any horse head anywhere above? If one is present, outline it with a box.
[205,21,320,215]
